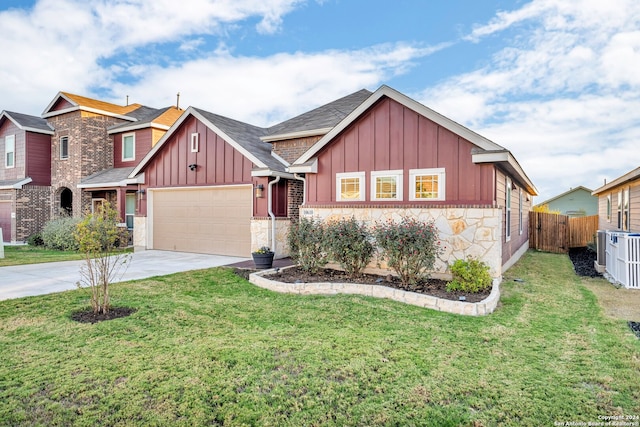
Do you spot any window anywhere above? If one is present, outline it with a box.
[617,190,623,229]
[606,195,611,222]
[191,133,199,153]
[409,168,445,201]
[371,170,403,201]
[60,136,69,160]
[624,188,630,231]
[91,198,106,214]
[125,193,136,230]
[336,172,365,201]
[506,177,512,242]
[122,133,135,161]
[5,135,15,168]
[519,188,523,235]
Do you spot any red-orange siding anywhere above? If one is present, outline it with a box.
[113,129,153,168]
[25,132,52,185]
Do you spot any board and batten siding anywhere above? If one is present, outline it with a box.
[113,129,153,168]
[305,97,496,205]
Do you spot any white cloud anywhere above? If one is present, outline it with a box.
[418,0,640,201]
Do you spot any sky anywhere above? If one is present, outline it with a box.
[1,0,639,202]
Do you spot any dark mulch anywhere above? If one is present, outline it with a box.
[568,247,600,277]
[253,266,491,303]
[70,306,137,324]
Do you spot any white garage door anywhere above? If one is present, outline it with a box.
[0,202,11,242]
[151,186,252,257]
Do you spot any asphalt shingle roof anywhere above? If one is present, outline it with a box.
[2,111,53,132]
[80,167,136,186]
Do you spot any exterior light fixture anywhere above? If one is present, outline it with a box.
[188,163,197,171]
[255,184,264,198]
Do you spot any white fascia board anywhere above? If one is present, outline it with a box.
[473,151,539,196]
[22,126,55,135]
[108,122,170,135]
[592,166,640,195]
[251,169,295,178]
[41,106,80,118]
[78,175,142,189]
[42,105,137,122]
[287,158,318,173]
[0,177,32,189]
[293,85,505,166]
[260,127,333,142]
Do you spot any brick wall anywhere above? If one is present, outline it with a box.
[15,185,51,241]
[287,179,304,220]
[271,136,322,164]
[48,111,126,217]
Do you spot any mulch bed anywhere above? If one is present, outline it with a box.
[253,266,491,303]
[70,307,137,324]
[568,247,600,277]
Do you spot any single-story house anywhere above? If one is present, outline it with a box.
[129,85,538,278]
[533,186,597,217]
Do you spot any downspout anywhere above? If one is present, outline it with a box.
[268,175,281,254]
[293,173,306,206]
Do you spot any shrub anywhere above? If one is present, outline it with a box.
[324,217,374,278]
[373,218,442,285]
[446,257,492,293]
[74,201,131,314]
[287,217,328,274]
[26,232,44,247]
[41,217,81,251]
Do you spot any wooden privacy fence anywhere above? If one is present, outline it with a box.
[529,212,599,254]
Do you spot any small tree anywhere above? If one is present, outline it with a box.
[287,217,328,274]
[324,217,374,278]
[373,218,442,286]
[74,201,131,314]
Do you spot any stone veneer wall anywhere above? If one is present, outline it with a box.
[251,217,291,259]
[15,186,51,242]
[300,206,503,278]
[133,216,147,251]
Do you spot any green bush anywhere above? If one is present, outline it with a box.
[287,217,328,274]
[26,232,44,247]
[446,257,492,293]
[324,217,374,278]
[41,217,82,251]
[373,218,442,285]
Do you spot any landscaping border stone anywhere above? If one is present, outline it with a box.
[249,266,501,316]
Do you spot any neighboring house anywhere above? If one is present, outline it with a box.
[592,166,640,232]
[533,186,598,217]
[130,85,538,278]
[0,111,53,242]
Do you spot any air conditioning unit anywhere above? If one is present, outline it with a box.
[595,230,606,273]
[605,231,640,289]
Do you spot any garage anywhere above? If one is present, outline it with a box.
[150,185,252,257]
[0,202,11,242]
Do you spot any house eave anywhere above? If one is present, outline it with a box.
[287,158,318,173]
[251,169,295,178]
[42,106,137,122]
[107,122,170,135]
[472,151,538,196]
[592,166,640,195]
[261,127,333,143]
[0,177,32,190]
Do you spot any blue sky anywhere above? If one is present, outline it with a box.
[1,0,639,202]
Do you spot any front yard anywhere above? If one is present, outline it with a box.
[0,250,638,426]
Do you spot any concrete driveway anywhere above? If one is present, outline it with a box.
[0,250,249,301]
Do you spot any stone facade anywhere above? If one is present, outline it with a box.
[133,216,147,252]
[48,111,126,218]
[250,217,291,258]
[270,136,321,164]
[299,206,504,278]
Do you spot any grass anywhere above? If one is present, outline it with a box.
[0,250,638,426]
[0,245,132,267]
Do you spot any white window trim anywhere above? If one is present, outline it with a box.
[618,190,623,229]
[91,198,106,214]
[371,170,403,201]
[125,193,136,230]
[409,168,445,201]
[60,136,69,160]
[122,133,135,162]
[606,194,611,222]
[624,188,630,231]
[5,134,15,168]
[506,177,512,242]
[191,132,199,153]
[336,171,365,202]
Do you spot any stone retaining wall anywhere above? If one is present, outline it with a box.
[250,267,501,316]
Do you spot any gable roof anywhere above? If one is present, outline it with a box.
[534,186,594,206]
[262,89,372,142]
[592,166,640,195]
[41,91,142,120]
[292,85,538,195]
[107,106,183,134]
[129,106,289,179]
[78,167,140,189]
[0,111,54,135]
[0,178,32,190]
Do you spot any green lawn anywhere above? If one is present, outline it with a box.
[0,250,638,426]
[0,245,132,267]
